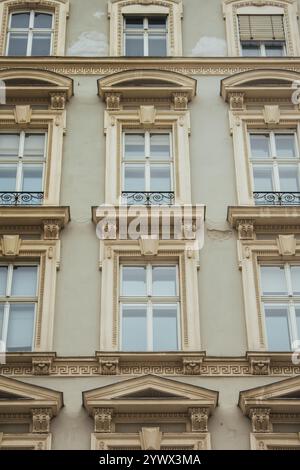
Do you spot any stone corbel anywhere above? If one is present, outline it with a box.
[229,93,245,111]
[93,408,114,433]
[31,408,52,433]
[50,92,67,110]
[249,357,271,376]
[99,357,119,375]
[139,236,159,256]
[105,93,122,110]
[277,235,297,256]
[1,235,22,256]
[189,407,209,432]
[249,408,273,433]
[183,357,203,375]
[139,106,156,126]
[263,105,280,125]
[140,427,162,450]
[43,220,61,240]
[14,105,32,126]
[172,92,189,110]
[32,357,53,376]
[236,219,255,240]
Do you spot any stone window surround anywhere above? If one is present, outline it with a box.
[108,0,183,57]
[97,239,201,352]
[0,0,69,56]
[222,0,300,57]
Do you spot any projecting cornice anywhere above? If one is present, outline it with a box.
[3,57,300,76]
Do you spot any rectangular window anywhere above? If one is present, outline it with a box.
[239,15,286,57]
[249,131,300,205]
[260,264,300,351]
[0,131,46,205]
[6,11,53,56]
[122,131,174,205]
[0,263,38,352]
[120,264,180,351]
[124,16,167,57]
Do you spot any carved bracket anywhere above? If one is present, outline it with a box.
[250,358,271,376]
[236,219,255,240]
[249,408,273,433]
[99,357,119,375]
[140,427,162,450]
[105,93,122,110]
[189,407,209,432]
[32,357,53,376]
[50,92,67,110]
[43,220,61,240]
[1,235,21,256]
[173,92,189,110]
[93,408,114,433]
[183,357,203,375]
[229,93,245,111]
[31,408,52,433]
[14,105,32,126]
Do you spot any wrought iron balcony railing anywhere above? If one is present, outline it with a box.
[253,192,300,206]
[122,191,175,206]
[0,192,44,206]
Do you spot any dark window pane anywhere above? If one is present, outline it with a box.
[148,34,167,56]
[148,17,167,29]
[125,17,144,30]
[265,305,291,351]
[265,42,285,57]
[125,34,144,56]
[34,13,52,29]
[31,32,51,55]
[6,303,35,352]
[8,33,28,56]
[122,305,147,351]
[10,13,30,29]
[153,305,178,351]
[241,41,261,56]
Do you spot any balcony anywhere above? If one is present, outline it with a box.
[0,192,44,206]
[253,192,300,206]
[121,191,175,206]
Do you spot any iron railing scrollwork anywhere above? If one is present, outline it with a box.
[253,192,300,206]
[0,192,44,206]
[121,191,175,206]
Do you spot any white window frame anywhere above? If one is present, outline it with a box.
[6,10,54,56]
[122,130,174,195]
[0,262,39,352]
[123,15,168,56]
[0,130,47,194]
[119,262,181,351]
[259,262,300,351]
[249,130,300,194]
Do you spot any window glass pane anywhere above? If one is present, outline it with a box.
[150,134,170,160]
[10,12,30,29]
[260,266,287,295]
[150,165,171,191]
[22,165,43,192]
[0,304,4,338]
[125,34,144,56]
[125,17,144,30]
[0,165,17,191]
[148,17,167,29]
[241,42,261,56]
[7,32,28,56]
[152,266,177,296]
[122,266,147,296]
[291,266,300,295]
[122,305,147,351]
[0,134,19,159]
[250,134,270,159]
[148,34,167,56]
[124,165,145,191]
[296,306,300,340]
[253,166,273,191]
[6,303,35,352]
[124,134,145,160]
[34,13,52,29]
[11,266,37,297]
[0,267,8,296]
[275,134,296,158]
[153,305,178,351]
[265,42,285,57]
[23,134,45,159]
[278,166,300,192]
[265,305,291,351]
[31,32,51,56]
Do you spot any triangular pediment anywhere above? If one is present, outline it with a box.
[239,376,300,415]
[0,375,63,415]
[83,375,218,415]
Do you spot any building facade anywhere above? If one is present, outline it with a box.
[0,0,300,450]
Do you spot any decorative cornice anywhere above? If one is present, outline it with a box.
[0,352,300,377]
[2,57,300,76]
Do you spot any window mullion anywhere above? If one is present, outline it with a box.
[16,131,25,191]
[261,43,266,56]
[289,302,298,348]
[148,301,153,351]
[285,264,293,296]
[2,302,10,345]
[6,264,13,298]
[144,30,149,56]
[273,162,280,192]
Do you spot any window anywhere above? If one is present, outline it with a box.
[249,131,300,204]
[260,264,300,351]
[0,132,46,205]
[0,263,38,352]
[120,264,180,351]
[122,131,174,205]
[124,16,167,56]
[6,11,53,56]
[239,15,286,57]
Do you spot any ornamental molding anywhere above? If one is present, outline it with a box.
[3,58,300,76]
[1,352,300,377]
